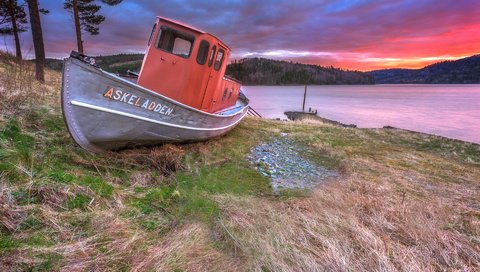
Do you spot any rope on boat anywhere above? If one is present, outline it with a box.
[247,106,262,118]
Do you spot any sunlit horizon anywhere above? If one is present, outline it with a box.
[232,51,475,71]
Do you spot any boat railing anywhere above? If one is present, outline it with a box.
[247,106,262,118]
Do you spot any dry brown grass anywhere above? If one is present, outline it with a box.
[0,183,27,233]
[0,52,36,112]
[117,144,185,176]
[132,222,242,272]
[0,51,61,115]
[1,209,149,271]
[214,151,480,271]
[22,212,241,272]
[49,214,148,271]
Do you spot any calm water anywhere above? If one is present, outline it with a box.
[243,85,480,144]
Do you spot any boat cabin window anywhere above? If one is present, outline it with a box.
[156,26,194,58]
[196,40,210,65]
[208,45,216,67]
[214,48,225,71]
[147,23,156,46]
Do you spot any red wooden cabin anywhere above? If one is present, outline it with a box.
[137,17,241,113]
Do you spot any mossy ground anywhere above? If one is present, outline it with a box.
[1,56,479,271]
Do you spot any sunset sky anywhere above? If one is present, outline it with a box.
[2,0,479,71]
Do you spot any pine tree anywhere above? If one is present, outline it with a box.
[26,0,46,82]
[0,0,28,60]
[64,0,123,54]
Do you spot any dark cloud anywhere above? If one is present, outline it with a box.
[2,0,479,70]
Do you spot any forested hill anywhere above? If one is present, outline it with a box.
[226,58,374,85]
[368,55,480,84]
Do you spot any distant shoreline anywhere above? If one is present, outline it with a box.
[280,111,480,146]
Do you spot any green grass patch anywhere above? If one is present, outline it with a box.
[0,160,23,182]
[25,253,63,272]
[77,175,114,198]
[176,194,219,222]
[177,163,270,196]
[299,145,343,170]
[0,119,36,182]
[13,189,40,205]
[0,232,21,253]
[120,208,170,233]
[174,163,270,221]
[67,214,95,239]
[0,118,35,160]
[131,187,177,215]
[20,214,43,231]
[41,114,65,133]
[129,162,270,223]
[139,217,170,232]
[47,171,76,184]
[24,231,56,247]
[67,193,91,210]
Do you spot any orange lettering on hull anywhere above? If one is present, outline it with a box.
[102,86,174,116]
[103,87,114,99]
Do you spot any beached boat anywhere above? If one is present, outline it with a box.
[61,17,249,152]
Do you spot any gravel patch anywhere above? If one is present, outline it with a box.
[247,134,338,191]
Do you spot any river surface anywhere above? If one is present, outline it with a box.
[242,85,480,144]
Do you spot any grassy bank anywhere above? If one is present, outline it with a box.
[1,54,479,271]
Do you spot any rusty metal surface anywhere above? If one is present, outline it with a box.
[61,58,249,152]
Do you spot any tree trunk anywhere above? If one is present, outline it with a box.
[7,0,22,60]
[72,0,83,54]
[26,0,45,82]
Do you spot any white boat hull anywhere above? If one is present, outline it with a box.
[61,57,249,152]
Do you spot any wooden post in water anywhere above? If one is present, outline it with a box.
[302,85,307,112]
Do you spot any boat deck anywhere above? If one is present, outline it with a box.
[215,100,246,115]
[118,74,138,84]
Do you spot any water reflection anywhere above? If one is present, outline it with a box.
[243,85,480,144]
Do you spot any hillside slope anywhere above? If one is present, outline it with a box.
[226,58,374,85]
[368,55,480,84]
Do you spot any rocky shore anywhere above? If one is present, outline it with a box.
[247,133,338,191]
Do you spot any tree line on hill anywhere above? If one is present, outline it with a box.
[227,56,480,85]
[367,55,480,84]
[0,0,123,82]
[226,58,374,85]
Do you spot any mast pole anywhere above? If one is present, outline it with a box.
[302,84,307,112]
